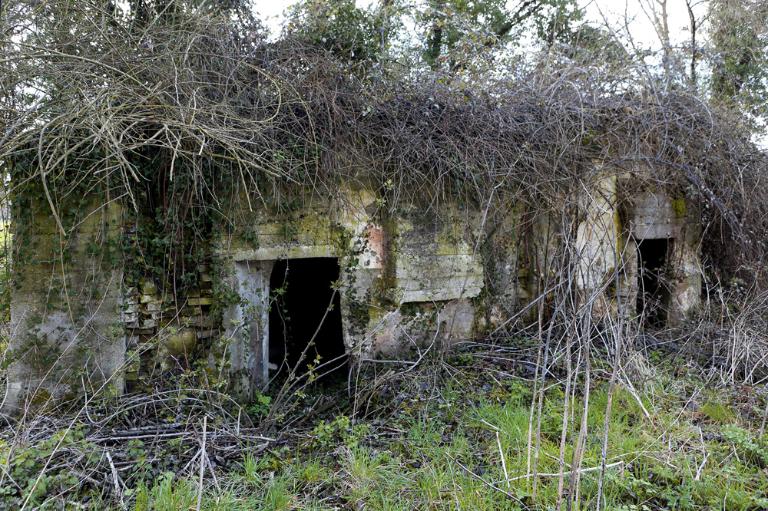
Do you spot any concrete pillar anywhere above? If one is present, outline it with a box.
[221,260,273,401]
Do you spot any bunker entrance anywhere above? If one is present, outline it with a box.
[637,238,672,327]
[268,258,346,380]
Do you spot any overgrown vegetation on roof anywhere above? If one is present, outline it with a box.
[1,0,767,285]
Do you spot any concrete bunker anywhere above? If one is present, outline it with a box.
[217,199,487,400]
[268,258,346,380]
[627,192,701,327]
[574,178,702,328]
[3,175,706,411]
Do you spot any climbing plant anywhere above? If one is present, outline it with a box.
[1,0,767,307]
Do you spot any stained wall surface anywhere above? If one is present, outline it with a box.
[5,171,704,409]
[215,188,486,398]
[3,195,124,412]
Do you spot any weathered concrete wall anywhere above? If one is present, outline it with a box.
[215,187,382,398]
[475,205,525,329]
[368,205,483,356]
[5,168,705,407]
[627,192,701,324]
[576,172,621,318]
[213,175,702,401]
[575,171,702,324]
[3,194,124,412]
[221,260,273,399]
[215,188,486,396]
[394,207,483,303]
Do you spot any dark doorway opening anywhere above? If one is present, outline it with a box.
[637,238,672,327]
[268,258,347,381]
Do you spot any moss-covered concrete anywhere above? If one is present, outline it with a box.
[6,164,706,407]
[4,191,125,413]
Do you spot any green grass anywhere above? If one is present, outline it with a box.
[3,359,768,510]
[126,365,768,511]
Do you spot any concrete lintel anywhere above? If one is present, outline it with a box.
[224,245,339,262]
